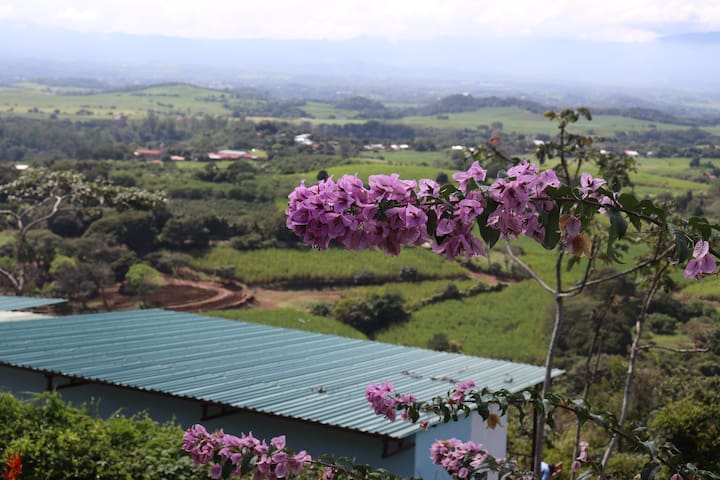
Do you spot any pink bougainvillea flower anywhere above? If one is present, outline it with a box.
[579,172,606,198]
[453,161,487,192]
[684,240,717,279]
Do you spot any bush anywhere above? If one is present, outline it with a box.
[647,313,678,335]
[399,265,419,282]
[309,302,333,317]
[353,270,376,285]
[427,333,463,353]
[333,293,408,338]
[0,392,205,480]
[651,391,720,472]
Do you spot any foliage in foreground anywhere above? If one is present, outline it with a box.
[0,392,205,480]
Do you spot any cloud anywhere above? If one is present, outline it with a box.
[0,3,13,18]
[57,7,96,22]
[2,0,720,41]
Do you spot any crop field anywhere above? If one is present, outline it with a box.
[360,150,453,166]
[679,279,720,302]
[296,163,447,183]
[0,83,232,120]
[346,278,481,310]
[206,308,366,338]
[192,246,469,284]
[376,280,551,363]
[301,101,359,120]
[387,108,693,136]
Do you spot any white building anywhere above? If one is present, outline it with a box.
[0,308,556,478]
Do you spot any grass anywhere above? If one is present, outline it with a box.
[0,83,232,120]
[679,278,720,302]
[347,278,481,310]
[205,308,366,339]
[360,150,453,167]
[376,280,552,364]
[386,108,694,136]
[192,246,469,284]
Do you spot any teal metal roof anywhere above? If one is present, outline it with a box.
[0,309,560,439]
[0,295,66,311]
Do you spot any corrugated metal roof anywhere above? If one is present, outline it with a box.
[0,311,51,323]
[0,309,561,439]
[0,295,66,311]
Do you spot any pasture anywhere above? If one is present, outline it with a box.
[206,308,366,339]
[191,246,469,284]
[0,83,232,120]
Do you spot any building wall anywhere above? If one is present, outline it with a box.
[414,417,472,480]
[412,408,508,480]
[0,366,415,477]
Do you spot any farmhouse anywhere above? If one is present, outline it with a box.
[133,148,165,161]
[0,308,557,478]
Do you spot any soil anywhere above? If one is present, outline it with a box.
[98,270,509,314]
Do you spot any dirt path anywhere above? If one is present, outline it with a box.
[110,268,511,313]
[162,277,251,312]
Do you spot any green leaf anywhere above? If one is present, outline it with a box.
[688,217,712,240]
[640,462,660,480]
[480,225,500,248]
[608,209,627,238]
[619,192,638,210]
[542,205,561,249]
[640,440,658,457]
[669,224,692,262]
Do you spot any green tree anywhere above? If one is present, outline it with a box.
[0,168,164,294]
[124,263,162,308]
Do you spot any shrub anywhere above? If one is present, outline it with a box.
[427,333,463,353]
[647,313,678,335]
[0,392,205,480]
[333,293,408,338]
[309,302,333,317]
[399,265,419,282]
[353,270,376,285]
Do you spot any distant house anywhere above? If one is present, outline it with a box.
[294,133,313,146]
[133,148,165,161]
[0,309,557,479]
[207,150,259,161]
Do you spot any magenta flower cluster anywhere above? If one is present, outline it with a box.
[430,438,526,480]
[449,380,476,406]
[365,381,416,421]
[430,438,490,479]
[286,161,570,259]
[182,424,310,480]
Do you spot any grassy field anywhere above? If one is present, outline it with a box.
[347,278,481,310]
[376,280,551,363]
[0,83,232,120]
[205,308,366,339]
[359,150,453,166]
[192,246,469,284]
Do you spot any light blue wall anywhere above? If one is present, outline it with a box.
[0,366,415,477]
[414,417,472,480]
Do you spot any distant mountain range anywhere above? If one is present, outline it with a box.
[1,21,719,96]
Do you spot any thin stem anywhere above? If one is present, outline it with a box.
[570,296,612,480]
[563,246,674,295]
[533,249,565,476]
[504,241,556,295]
[599,263,667,477]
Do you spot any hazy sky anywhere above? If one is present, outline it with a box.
[1,0,719,42]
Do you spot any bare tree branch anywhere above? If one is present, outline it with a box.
[562,246,675,295]
[504,241,557,295]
